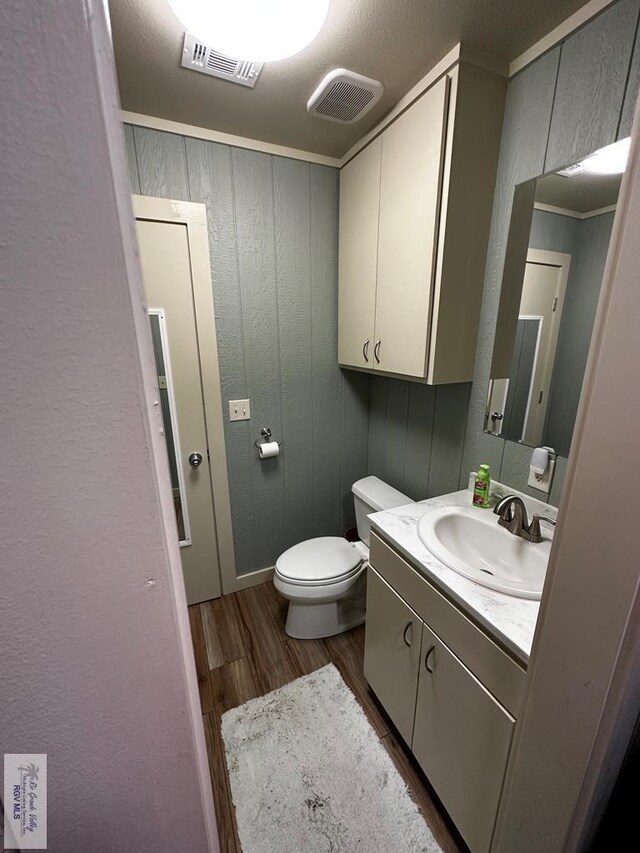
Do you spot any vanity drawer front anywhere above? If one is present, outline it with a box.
[370,530,525,716]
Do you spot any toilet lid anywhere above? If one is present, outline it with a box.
[276,537,362,584]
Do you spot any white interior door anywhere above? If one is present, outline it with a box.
[486,378,510,435]
[134,201,227,603]
[518,250,570,445]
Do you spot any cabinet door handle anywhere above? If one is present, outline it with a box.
[374,340,381,363]
[402,621,413,648]
[362,340,370,362]
[425,645,435,673]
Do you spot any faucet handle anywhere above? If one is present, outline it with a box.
[528,514,557,543]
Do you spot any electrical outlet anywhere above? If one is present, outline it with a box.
[228,399,250,421]
[528,457,555,493]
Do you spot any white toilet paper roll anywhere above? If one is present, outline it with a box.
[258,440,280,459]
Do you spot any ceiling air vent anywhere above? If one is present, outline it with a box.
[557,163,585,178]
[307,69,383,124]
[180,32,263,88]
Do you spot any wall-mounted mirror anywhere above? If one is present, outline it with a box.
[148,310,190,545]
[485,138,628,456]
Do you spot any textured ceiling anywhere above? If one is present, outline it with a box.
[536,166,622,213]
[536,171,623,213]
[110,0,591,158]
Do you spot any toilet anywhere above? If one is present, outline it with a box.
[274,476,412,639]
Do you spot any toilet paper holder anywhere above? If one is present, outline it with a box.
[254,427,282,451]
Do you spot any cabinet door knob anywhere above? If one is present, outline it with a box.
[374,340,381,363]
[362,340,370,362]
[425,644,435,673]
[402,621,413,647]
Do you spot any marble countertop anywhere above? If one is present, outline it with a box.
[369,485,557,665]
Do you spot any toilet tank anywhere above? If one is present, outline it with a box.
[351,476,412,545]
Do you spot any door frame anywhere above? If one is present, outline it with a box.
[507,313,543,443]
[133,195,237,596]
[492,110,640,848]
[521,248,571,444]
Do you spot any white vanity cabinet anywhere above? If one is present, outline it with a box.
[364,531,525,853]
[338,60,505,383]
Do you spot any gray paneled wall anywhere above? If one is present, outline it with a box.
[125,125,370,574]
[367,378,470,501]
[544,211,615,455]
[460,0,640,505]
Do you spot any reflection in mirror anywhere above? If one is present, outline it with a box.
[486,138,628,456]
[148,311,190,544]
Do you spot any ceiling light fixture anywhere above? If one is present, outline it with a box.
[167,0,330,63]
[580,137,631,175]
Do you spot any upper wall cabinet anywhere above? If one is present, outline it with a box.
[338,62,506,383]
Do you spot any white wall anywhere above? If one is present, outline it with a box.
[0,1,217,850]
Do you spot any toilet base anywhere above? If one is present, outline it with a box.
[284,597,366,640]
[279,571,367,640]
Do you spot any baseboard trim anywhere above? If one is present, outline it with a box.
[226,565,275,594]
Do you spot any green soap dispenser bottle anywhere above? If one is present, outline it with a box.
[473,464,491,508]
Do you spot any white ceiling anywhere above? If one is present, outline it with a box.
[535,171,622,213]
[110,0,591,158]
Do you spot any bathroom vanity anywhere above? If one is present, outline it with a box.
[364,489,552,853]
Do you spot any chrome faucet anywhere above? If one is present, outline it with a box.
[493,495,556,543]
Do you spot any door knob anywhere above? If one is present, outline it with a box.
[188,452,203,468]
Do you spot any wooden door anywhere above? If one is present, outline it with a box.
[412,622,514,853]
[373,76,449,378]
[338,138,381,369]
[135,202,224,604]
[363,569,423,744]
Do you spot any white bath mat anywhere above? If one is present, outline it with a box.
[221,663,442,853]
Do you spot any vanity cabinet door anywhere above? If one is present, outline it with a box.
[337,137,381,369]
[413,623,515,853]
[363,568,422,744]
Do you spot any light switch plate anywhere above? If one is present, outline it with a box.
[229,399,250,421]
[528,457,555,493]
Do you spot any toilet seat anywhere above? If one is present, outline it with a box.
[275,537,362,586]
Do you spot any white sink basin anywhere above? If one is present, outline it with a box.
[417,505,551,600]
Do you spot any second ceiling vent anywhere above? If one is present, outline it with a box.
[307,69,383,124]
